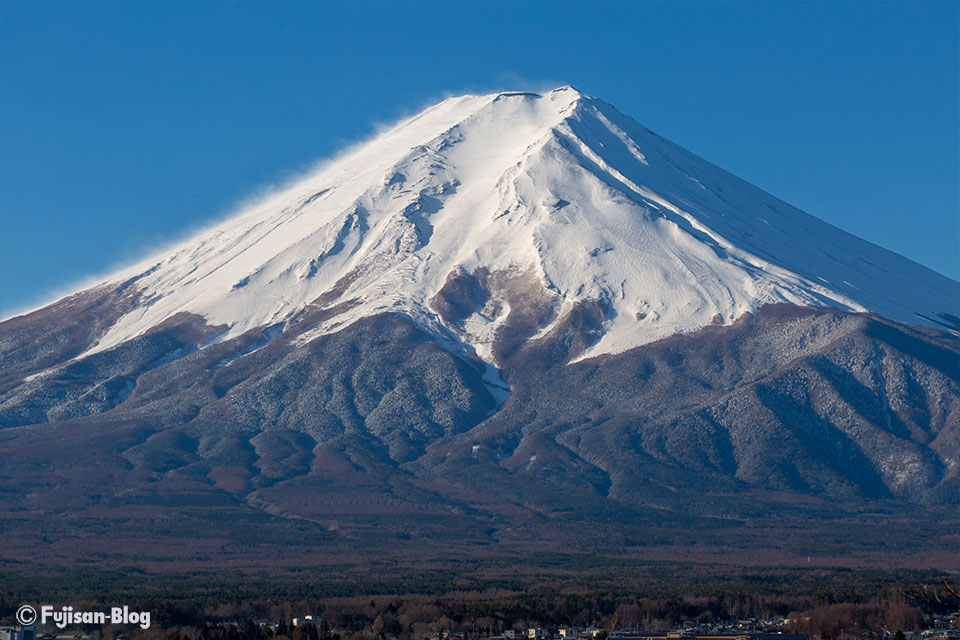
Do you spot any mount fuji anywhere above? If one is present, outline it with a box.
[1,87,958,572]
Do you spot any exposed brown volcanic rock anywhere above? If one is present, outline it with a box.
[0,280,142,392]
[0,301,957,572]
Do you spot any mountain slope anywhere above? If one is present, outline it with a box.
[1,87,958,572]
[0,306,957,572]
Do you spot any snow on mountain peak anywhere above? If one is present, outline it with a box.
[74,87,958,366]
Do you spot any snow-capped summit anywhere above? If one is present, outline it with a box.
[68,86,958,364]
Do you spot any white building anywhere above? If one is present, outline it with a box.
[0,627,36,640]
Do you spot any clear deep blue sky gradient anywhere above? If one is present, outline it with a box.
[2,1,957,315]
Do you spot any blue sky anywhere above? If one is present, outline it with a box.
[1,0,957,315]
